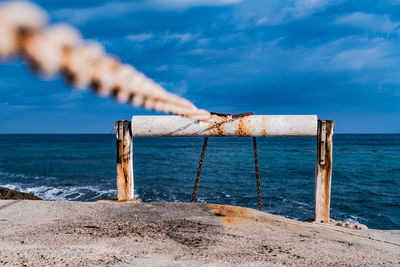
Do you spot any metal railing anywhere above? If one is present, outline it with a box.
[115,115,335,222]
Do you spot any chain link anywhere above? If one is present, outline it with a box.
[0,1,211,121]
[191,112,263,212]
[253,137,263,211]
[191,137,208,202]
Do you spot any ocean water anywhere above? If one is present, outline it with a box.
[0,134,398,230]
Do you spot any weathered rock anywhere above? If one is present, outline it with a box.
[0,187,41,200]
[0,201,398,266]
[329,218,368,230]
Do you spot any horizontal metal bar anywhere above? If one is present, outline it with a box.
[131,115,318,137]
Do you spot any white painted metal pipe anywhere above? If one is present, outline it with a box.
[131,115,318,137]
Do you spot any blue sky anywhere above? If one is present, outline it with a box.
[1,0,400,133]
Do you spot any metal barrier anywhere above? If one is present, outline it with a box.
[115,115,334,222]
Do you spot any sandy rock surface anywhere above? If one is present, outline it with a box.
[0,200,399,266]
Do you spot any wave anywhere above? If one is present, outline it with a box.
[0,170,118,201]
[0,183,117,201]
[0,170,57,181]
[344,215,361,224]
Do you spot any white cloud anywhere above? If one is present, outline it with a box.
[1,104,35,110]
[185,48,219,55]
[335,12,400,33]
[256,17,268,25]
[53,0,242,24]
[53,2,138,24]
[177,34,400,88]
[147,0,242,10]
[296,36,400,83]
[329,47,385,70]
[126,33,154,42]
[49,91,85,102]
[125,32,198,44]
[289,0,337,20]
[163,33,199,43]
[160,80,189,96]
[53,0,337,26]
[236,0,344,27]
[197,38,210,46]
[156,65,168,71]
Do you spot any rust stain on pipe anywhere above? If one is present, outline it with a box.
[261,116,267,137]
[236,117,251,136]
[206,113,253,136]
[207,115,231,136]
[216,125,224,136]
[207,121,224,136]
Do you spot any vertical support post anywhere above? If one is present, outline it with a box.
[115,120,134,200]
[314,119,335,222]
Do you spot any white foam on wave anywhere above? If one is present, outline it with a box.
[196,197,207,203]
[292,199,311,207]
[345,215,361,224]
[0,183,117,201]
[0,170,57,181]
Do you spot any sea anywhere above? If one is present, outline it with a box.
[0,134,399,230]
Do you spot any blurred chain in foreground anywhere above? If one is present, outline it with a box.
[0,1,211,121]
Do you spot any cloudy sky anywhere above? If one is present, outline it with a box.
[1,0,400,133]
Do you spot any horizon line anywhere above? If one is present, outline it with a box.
[0,133,399,135]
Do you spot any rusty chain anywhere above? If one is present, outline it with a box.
[210,112,254,118]
[0,1,211,121]
[0,1,265,210]
[191,136,208,202]
[253,137,263,211]
[191,112,263,212]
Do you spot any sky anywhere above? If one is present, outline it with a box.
[1,0,400,133]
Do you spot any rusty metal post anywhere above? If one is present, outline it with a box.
[116,120,134,200]
[314,120,335,222]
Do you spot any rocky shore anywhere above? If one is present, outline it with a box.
[0,199,399,266]
[0,187,41,200]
